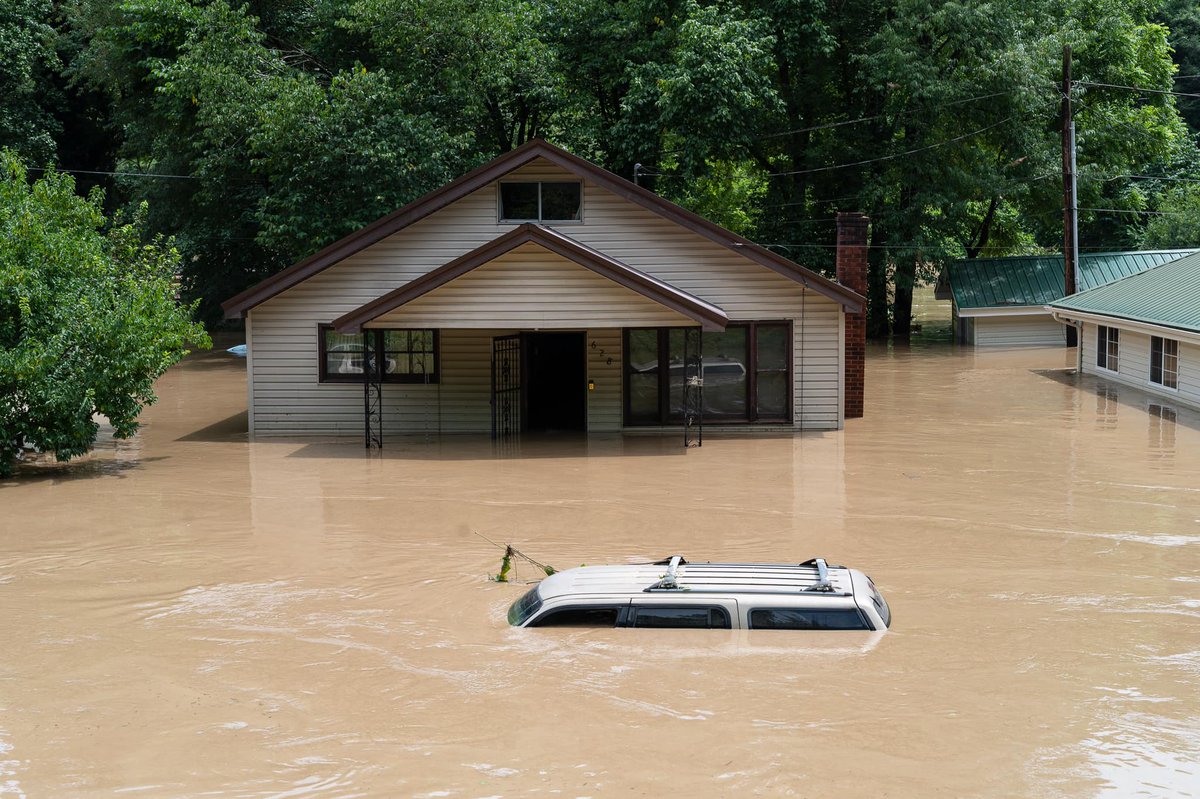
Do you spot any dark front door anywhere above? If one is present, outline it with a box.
[524,332,586,432]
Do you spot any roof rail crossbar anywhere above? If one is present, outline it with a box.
[800,557,835,593]
[648,554,685,590]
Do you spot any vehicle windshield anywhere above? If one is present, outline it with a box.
[507,586,543,626]
[868,579,891,628]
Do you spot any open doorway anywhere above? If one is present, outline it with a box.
[524,332,586,432]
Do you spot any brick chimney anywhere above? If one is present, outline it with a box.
[836,212,869,419]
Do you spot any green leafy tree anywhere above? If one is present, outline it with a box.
[1160,0,1200,132]
[1141,183,1200,246]
[0,151,209,476]
[0,0,61,163]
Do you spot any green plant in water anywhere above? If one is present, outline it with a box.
[493,546,514,583]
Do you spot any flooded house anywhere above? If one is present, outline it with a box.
[221,140,868,441]
[1049,250,1200,411]
[942,250,1194,347]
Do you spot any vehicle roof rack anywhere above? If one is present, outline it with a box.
[648,554,685,589]
[799,557,835,593]
[642,555,850,596]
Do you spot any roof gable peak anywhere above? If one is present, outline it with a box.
[221,140,863,318]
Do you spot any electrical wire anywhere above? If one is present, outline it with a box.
[27,166,209,180]
[762,117,1014,178]
[1079,173,1200,185]
[1079,206,1198,217]
[1077,81,1200,100]
[755,91,1013,141]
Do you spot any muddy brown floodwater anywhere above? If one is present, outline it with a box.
[2,343,1199,798]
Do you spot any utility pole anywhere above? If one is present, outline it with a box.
[1061,45,1079,346]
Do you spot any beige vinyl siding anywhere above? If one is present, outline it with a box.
[586,329,623,432]
[369,243,695,329]
[972,314,1066,347]
[794,291,841,427]
[1079,322,1200,411]
[248,157,844,434]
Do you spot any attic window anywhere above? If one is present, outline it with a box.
[499,181,582,222]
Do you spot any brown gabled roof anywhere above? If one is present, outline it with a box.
[333,224,729,333]
[221,139,864,318]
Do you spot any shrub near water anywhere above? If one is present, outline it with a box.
[0,150,210,476]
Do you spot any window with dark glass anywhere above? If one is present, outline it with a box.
[1150,336,1178,389]
[318,325,438,383]
[529,606,622,627]
[623,323,790,425]
[1097,325,1119,372]
[499,181,582,222]
[748,608,872,631]
[630,606,731,629]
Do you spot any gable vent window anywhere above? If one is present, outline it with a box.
[499,181,582,222]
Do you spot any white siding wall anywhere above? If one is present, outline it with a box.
[1079,321,1200,410]
[972,313,1066,347]
[370,243,694,329]
[248,158,844,434]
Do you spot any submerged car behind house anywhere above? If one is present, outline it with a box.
[507,557,891,631]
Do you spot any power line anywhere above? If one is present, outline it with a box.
[27,166,206,180]
[1077,81,1200,100]
[657,90,1027,158]
[1080,206,1198,217]
[25,166,260,183]
[763,117,1013,177]
[754,91,1013,141]
[1081,172,1200,186]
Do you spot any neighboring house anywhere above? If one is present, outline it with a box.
[1049,251,1200,411]
[222,140,868,441]
[945,250,1195,347]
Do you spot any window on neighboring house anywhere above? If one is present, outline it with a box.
[623,323,791,425]
[1097,325,1119,372]
[318,325,439,383]
[1150,336,1178,389]
[499,181,582,222]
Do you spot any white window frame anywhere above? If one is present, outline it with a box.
[1149,335,1179,391]
[1096,325,1119,373]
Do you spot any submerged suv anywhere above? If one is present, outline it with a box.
[507,556,891,631]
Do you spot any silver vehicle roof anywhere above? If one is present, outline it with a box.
[536,558,857,601]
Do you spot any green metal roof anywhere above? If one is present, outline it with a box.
[947,250,1196,310]
[1048,250,1200,334]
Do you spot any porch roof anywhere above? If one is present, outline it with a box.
[332,223,730,333]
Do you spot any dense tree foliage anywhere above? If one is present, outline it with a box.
[8,0,1200,334]
[0,151,209,476]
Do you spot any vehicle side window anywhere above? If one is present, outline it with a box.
[530,606,621,627]
[749,608,872,631]
[631,606,730,629]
